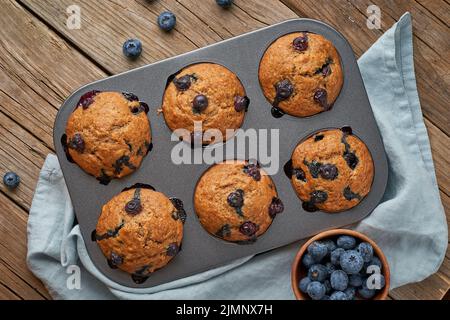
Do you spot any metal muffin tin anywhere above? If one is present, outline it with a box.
[53,19,388,288]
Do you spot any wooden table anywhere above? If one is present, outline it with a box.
[0,0,448,300]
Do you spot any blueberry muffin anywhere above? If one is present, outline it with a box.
[259,32,343,117]
[63,91,151,184]
[162,63,249,145]
[290,127,374,212]
[194,160,284,244]
[93,186,186,284]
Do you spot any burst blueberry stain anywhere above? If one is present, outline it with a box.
[243,163,261,181]
[269,197,284,218]
[314,134,324,142]
[271,106,285,118]
[239,221,258,237]
[122,92,139,102]
[173,74,195,91]
[77,90,100,109]
[108,252,123,268]
[344,152,359,170]
[125,188,142,215]
[293,33,308,51]
[131,274,149,284]
[274,79,294,105]
[311,190,328,203]
[170,197,187,223]
[227,189,244,215]
[234,95,250,112]
[304,160,322,178]
[343,187,362,201]
[68,133,85,153]
[166,243,180,257]
[293,168,306,181]
[313,88,329,110]
[216,224,231,238]
[97,170,111,185]
[319,164,338,180]
[192,95,208,113]
[341,126,353,135]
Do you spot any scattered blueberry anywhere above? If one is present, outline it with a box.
[325,262,336,275]
[216,0,233,8]
[293,168,306,182]
[274,79,294,102]
[308,264,328,282]
[344,152,359,170]
[192,94,208,113]
[77,90,100,109]
[125,199,142,215]
[123,39,142,59]
[330,291,349,300]
[337,235,356,250]
[239,221,258,237]
[321,295,330,300]
[157,11,176,31]
[299,277,311,293]
[344,287,356,300]
[293,34,308,51]
[322,239,337,255]
[340,250,364,274]
[307,241,328,262]
[330,248,345,266]
[166,243,179,256]
[313,88,329,110]
[318,164,338,180]
[330,270,349,291]
[323,279,332,294]
[227,189,244,208]
[268,197,284,218]
[302,253,315,269]
[68,133,85,153]
[357,242,374,263]
[348,274,364,287]
[358,280,376,299]
[306,281,326,300]
[3,172,20,189]
[234,96,250,112]
[310,190,328,203]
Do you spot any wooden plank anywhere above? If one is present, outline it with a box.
[280,0,450,136]
[0,262,45,300]
[0,192,51,299]
[0,283,21,300]
[415,0,450,27]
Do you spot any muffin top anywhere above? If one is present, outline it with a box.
[162,63,249,145]
[64,91,151,184]
[93,186,185,283]
[259,32,343,117]
[194,160,284,244]
[291,128,374,213]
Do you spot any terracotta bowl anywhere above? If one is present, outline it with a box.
[291,229,390,300]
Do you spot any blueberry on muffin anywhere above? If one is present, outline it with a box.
[93,187,185,283]
[194,160,283,243]
[63,91,151,184]
[290,128,374,212]
[162,63,249,145]
[259,32,343,117]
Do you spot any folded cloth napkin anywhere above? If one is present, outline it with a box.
[27,13,447,300]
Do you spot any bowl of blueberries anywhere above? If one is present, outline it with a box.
[291,229,390,300]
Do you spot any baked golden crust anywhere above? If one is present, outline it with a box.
[94,188,184,277]
[162,63,247,144]
[64,91,151,183]
[291,128,374,212]
[194,160,283,243]
[259,32,343,117]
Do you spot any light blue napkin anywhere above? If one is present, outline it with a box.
[27,13,447,300]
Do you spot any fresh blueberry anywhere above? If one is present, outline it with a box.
[340,250,364,274]
[344,152,359,170]
[268,197,284,218]
[321,295,330,300]
[357,242,374,263]
[348,274,364,287]
[234,96,250,112]
[157,11,176,31]
[216,0,233,8]
[322,239,337,255]
[299,277,311,293]
[310,190,328,203]
[308,264,328,282]
[330,248,345,266]
[166,243,179,256]
[123,39,142,59]
[125,199,142,215]
[344,287,356,300]
[275,79,294,101]
[325,262,336,276]
[306,281,326,300]
[302,253,315,269]
[323,279,332,294]
[337,235,356,250]
[313,88,329,110]
[330,270,349,291]
[192,94,208,113]
[239,221,258,237]
[330,291,349,300]
[293,34,308,51]
[3,172,20,189]
[318,164,338,180]
[243,163,261,181]
[68,133,85,153]
[293,168,306,182]
[227,189,244,208]
[307,241,328,262]
[358,280,376,299]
